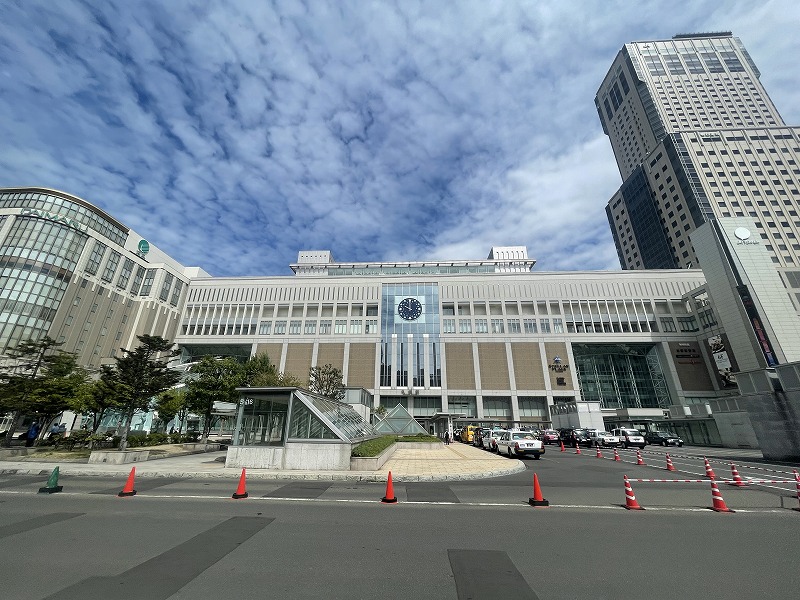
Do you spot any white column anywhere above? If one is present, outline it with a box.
[423,333,430,389]
[391,334,398,388]
[407,334,414,389]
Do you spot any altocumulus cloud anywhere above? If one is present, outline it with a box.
[0,0,798,276]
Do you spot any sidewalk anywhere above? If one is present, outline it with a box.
[0,442,526,482]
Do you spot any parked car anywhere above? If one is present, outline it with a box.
[644,431,684,446]
[559,428,593,448]
[481,429,506,452]
[540,429,560,444]
[497,430,545,459]
[588,430,621,447]
[611,428,647,449]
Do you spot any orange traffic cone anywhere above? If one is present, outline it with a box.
[665,454,676,472]
[595,446,603,459]
[381,471,397,504]
[729,463,746,487]
[623,475,644,510]
[613,448,620,462]
[528,473,549,507]
[232,468,248,499]
[575,443,582,455]
[710,480,734,512]
[636,449,645,466]
[793,470,800,512]
[704,457,716,480]
[560,441,565,452]
[118,467,137,497]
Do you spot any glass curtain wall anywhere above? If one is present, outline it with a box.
[573,343,671,409]
[0,216,87,351]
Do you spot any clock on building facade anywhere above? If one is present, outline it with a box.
[397,297,423,321]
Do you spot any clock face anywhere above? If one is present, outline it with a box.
[397,297,423,321]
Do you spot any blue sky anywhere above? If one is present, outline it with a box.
[1,1,799,277]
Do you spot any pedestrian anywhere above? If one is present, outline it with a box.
[25,421,40,447]
[444,431,450,445]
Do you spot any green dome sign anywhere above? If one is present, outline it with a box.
[137,239,150,255]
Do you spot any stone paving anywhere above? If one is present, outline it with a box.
[0,441,526,482]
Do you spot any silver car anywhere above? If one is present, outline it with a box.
[588,430,621,447]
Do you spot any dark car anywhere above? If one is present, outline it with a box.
[644,431,684,446]
[559,427,592,448]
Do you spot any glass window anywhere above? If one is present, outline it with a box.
[507,318,521,334]
[289,320,302,335]
[320,320,332,334]
[116,258,134,290]
[139,269,156,296]
[660,317,677,332]
[459,319,472,334]
[158,273,173,302]
[101,250,121,283]
[552,318,564,333]
[540,318,551,334]
[491,319,504,334]
[523,319,537,334]
[84,240,107,275]
[475,318,488,334]
[304,321,316,335]
[335,319,347,334]
[170,280,184,306]
[443,318,456,334]
[350,321,362,334]
[259,321,272,335]
[274,320,287,334]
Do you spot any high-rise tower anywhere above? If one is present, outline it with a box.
[597,32,800,275]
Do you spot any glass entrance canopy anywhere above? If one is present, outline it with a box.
[233,387,378,446]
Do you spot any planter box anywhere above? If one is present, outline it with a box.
[350,442,397,471]
[394,441,442,450]
[182,443,222,452]
[0,447,46,459]
[88,450,150,464]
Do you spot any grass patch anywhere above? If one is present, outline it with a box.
[351,434,440,457]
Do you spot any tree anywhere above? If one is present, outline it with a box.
[103,335,181,451]
[242,353,303,387]
[69,366,121,434]
[26,351,90,441]
[0,337,64,447]
[308,364,345,401]
[184,356,244,442]
[154,388,190,434]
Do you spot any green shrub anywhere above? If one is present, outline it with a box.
[351,435,395,457]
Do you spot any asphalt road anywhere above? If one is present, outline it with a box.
[1,448,799,600]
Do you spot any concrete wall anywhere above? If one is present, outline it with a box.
[711,412,760,449]
[225,446,285,469]
[225,442,351,470]
[282,442,351,470]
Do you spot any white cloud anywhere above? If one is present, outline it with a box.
[0,0,798,276]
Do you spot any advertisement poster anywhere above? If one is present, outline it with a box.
[706,334,738,388]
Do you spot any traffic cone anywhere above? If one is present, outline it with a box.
[528,473,549,507]
[575,443,582,455]
[595,446,603,459]
[232,468,248,499]
[38,466,63,494]
[704,457,716,480]
[729,463,746,487]
[636,449,645,465]
[381,470,397,504]
[118,467,137,497]
[560,441,565,452]
[623,475,644,510]
[613,448,620,462]
[665,454,676,472]
[710,480,735,512]
[792,469,800,512]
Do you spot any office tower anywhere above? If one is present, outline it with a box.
[596,32,800,276]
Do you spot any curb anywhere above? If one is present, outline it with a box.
[0,459,526,482]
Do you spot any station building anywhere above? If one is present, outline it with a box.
[174,247,746,447]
